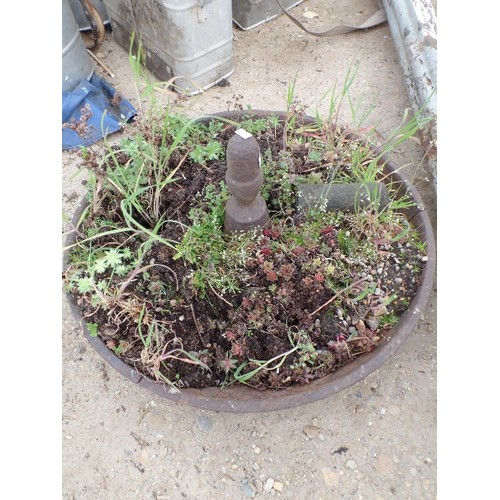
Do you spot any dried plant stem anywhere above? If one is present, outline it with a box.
[190,303,205,345]
[119,263,178,295]
[208,282,233,307]
[309,277,368,317]
[87,49,115,78]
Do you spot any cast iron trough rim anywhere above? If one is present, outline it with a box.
[64,110,436,413]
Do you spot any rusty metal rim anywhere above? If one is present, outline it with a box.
[64,110,436,413]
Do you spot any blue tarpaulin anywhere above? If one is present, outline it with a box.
[62,73,137,150]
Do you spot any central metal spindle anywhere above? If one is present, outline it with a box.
[223,129,270,234]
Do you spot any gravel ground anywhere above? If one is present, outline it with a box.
[61,1,438,498]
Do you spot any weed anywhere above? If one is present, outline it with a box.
[260,151,296,213]
[189,140,224,164]
[379,313,399,328]
[219,353,238,374]
[136,306,209,390]
[87,323,99,337]
[239,117,269,135]
[307,149,323,163]
[289,330,318,370]
[337,229,358,256]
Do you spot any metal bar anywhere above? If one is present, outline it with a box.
[382,0,437,180]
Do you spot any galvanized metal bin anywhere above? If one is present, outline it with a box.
[62,0,94,92]
[232,0,303,30]
[103,0,234,95]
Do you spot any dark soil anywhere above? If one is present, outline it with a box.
[65,116,427,391]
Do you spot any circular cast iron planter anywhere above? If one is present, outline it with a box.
[64,110,436,413]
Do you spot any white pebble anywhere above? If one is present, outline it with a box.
[346,460,357,470]
[264,478,274,492]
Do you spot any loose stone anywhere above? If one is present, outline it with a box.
[196,415,213,432]
[388,404,400,416]
[253,479,263,494]
[322,468,340,487]
[264,478,274,492]
[376,453,393,474]
[242,480,255,498]
[355,404,364,413]
[356,320,366,333]
[366,317,379,330]
[303,425,320,439]
[273,481,284,492]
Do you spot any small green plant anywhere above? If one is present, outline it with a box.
[189,140,224,164]
[219,353,238,374]
[289,330,318,370]
[260,150,295,213]
[379,313,399,328]
[111,340,129,355]
[352,283,377,302]
[87,323,99,337]
[307,149,323,163]
[411,237,427,254]
[337,229,357,255]
[66,246,136,303]
[239,117,269,135]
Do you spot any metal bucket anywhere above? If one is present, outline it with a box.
[62,0,94,92]
[232,0,304,30]
[103,0,234,95]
